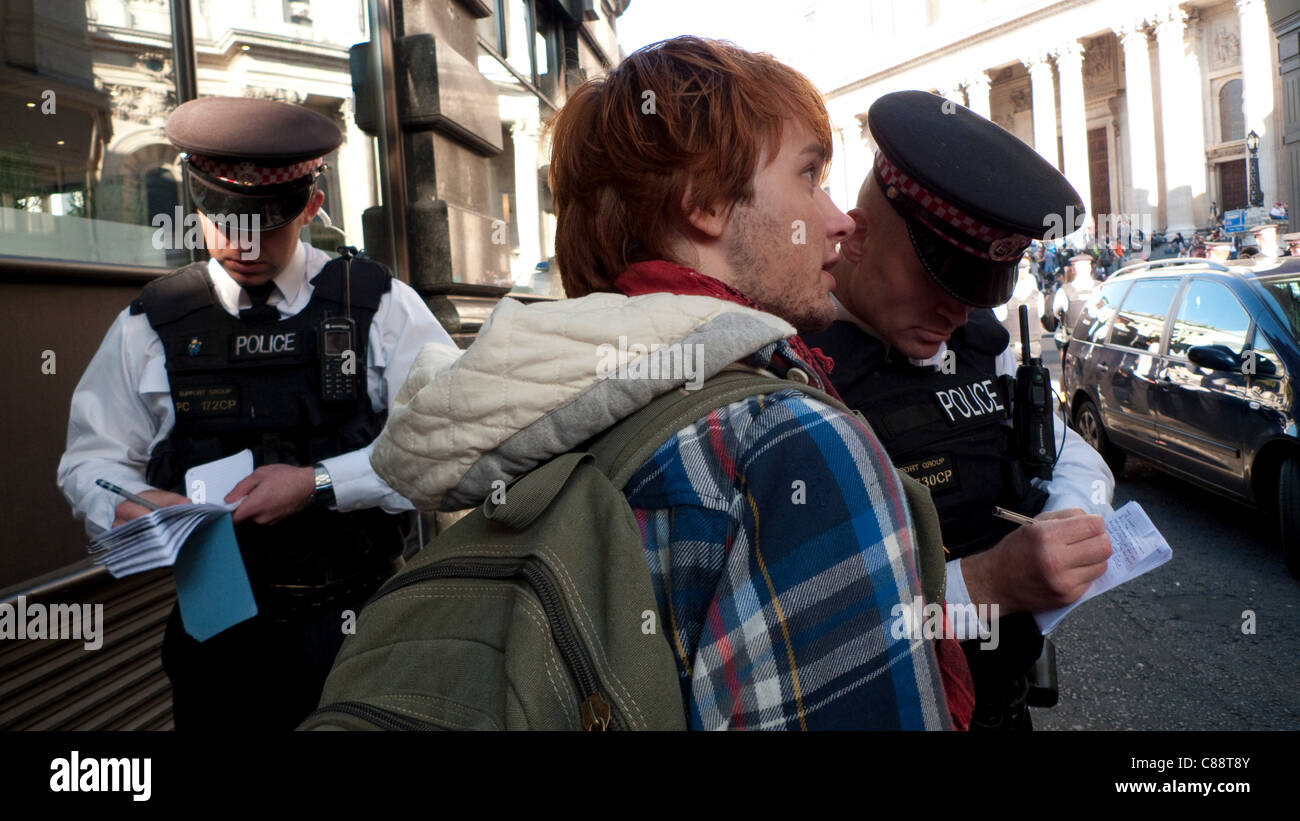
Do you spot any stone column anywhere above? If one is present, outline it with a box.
[1113,21,1160,227]
[1153,5,1200,236]
[1055,40,1094,225]
[511,118,543,287]
[1237,0,1276,208]
[966,72,992,119]
[1022,50,1061,170]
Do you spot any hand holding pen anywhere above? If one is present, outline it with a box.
[96,479,192,529]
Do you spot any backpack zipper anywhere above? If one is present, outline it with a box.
[304,700,439,730]
[369,558,619,730]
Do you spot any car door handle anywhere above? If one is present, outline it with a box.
[1095,362,1109,371]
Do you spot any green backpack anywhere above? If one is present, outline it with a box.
[300,370,945,731]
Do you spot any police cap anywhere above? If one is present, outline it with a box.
[166,97,343,231]
[867,90,1083,308]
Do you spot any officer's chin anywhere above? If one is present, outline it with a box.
[221,258,273,286]
[901,335,945,361]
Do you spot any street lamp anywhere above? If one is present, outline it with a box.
[1247,130,1263,208]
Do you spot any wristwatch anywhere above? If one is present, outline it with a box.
[312,463,336,509]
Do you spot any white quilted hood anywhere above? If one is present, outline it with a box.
[370,292,796,511]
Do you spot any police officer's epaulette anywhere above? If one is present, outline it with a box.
[956,309,1012,357]
[308,256,392,311]
[129,263,216,329]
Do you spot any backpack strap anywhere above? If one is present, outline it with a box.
[587,369,948,604]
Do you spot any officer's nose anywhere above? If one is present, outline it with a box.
[936,292,973,328]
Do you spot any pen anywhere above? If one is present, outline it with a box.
[95,479,161,511]
[992,506,1036,526]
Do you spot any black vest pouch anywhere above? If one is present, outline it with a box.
[132,259,409,616]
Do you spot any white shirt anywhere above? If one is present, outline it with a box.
[829,295,1115,627]
[57,242,460,535]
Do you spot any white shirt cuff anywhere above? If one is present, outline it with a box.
[319,447,413,514]
[944,558,993,638]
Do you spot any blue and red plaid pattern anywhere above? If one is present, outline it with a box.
[623,340,951,730]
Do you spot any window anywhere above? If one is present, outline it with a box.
[504,0,535,80]
[534,1,565,100]
[0,3,182,266]
[1260,275,1300,339]
[477,0,508,54]
[1108,279,1180,351]
[0,2,373,266]
[193,5,371,251]
[1168,280,1251,359]
[284,1,312,25]
[1081,280,1130,343]
[1219,78,1244,143]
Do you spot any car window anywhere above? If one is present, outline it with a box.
[1108,279,1180,352]
[1258,276,1300,340]
[1079,280,1129,343]
[1168,280,1251,359]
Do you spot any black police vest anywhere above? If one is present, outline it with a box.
[130,258,407,588]
[805,310,1046,559]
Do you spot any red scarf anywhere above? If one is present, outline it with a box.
[612,260,843,401]
[613,258,975,730]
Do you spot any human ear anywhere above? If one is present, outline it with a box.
[682,189,727,239]
[297,188,326,230]
[839,207,870,263]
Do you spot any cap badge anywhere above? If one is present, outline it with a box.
[234,162,260,186]
[989,235,1029,262]
[886,185,899,199]
[187,337,202,356]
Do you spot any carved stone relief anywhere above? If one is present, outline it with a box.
[1082,34,1118,93]
[104,83,176,125]
[243,86,306,105]
[1209,24,1241,69]
[1010,87,1032,113]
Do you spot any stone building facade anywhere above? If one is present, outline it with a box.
[795,0,1287,240]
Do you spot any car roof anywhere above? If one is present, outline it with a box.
[1107,256,1300,283]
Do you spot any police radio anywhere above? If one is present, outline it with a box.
[320,246,360,402]
[1014,304,1056,474]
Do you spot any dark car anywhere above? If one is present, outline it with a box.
[1061,257,1300,576]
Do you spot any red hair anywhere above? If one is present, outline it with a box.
[547,36,833,298]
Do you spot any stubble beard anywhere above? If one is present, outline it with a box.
[723,202,835,334]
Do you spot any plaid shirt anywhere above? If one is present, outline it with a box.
[623,340,951,730]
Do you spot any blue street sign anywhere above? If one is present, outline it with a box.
[1224,209,1246,233]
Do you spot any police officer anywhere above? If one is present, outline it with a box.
[995,256,1049,362]
[56,97,458,730]
[1053,253,1102,345]
[804,91,1114,730]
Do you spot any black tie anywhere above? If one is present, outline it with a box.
[240,282,279,323]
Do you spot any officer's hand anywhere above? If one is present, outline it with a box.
[112,489,192,529]
[227,465,316,526]
[961,508,1111,614]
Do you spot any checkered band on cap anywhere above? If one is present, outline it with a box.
[874,150,1031,262]
[187,154,324,187]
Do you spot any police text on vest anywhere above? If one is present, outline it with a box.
[233,331,298,358]
[934,379,1005,423]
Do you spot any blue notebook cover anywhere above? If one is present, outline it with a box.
[172,514,258,641]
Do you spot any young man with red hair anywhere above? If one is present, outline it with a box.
[369,37,971,730]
